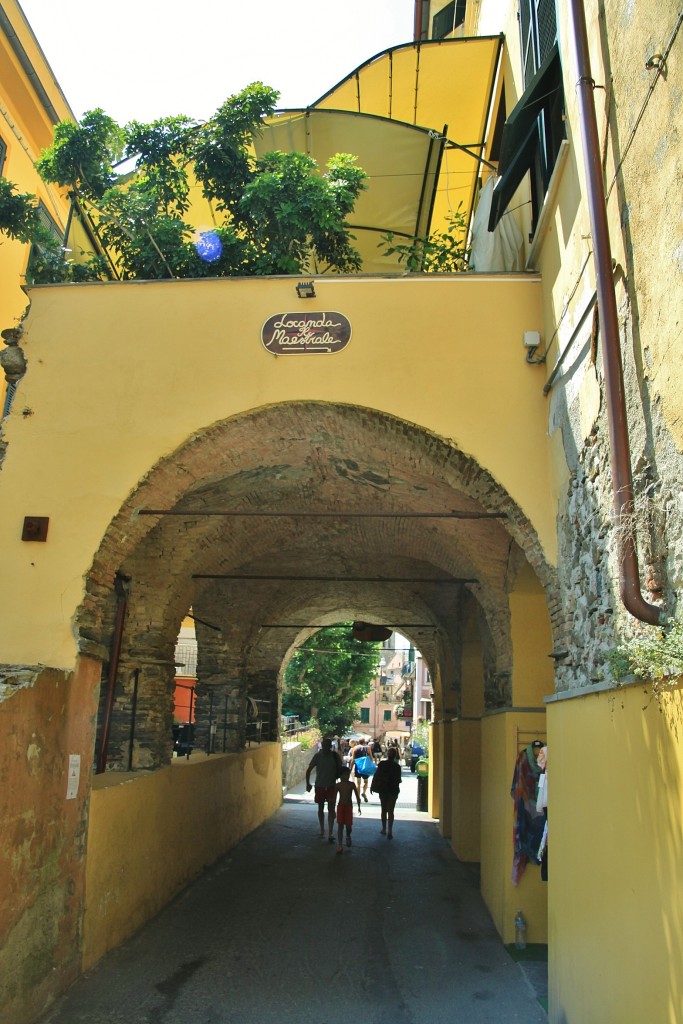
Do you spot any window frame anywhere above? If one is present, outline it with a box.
[487,39,565,233]
[432,0,467,40]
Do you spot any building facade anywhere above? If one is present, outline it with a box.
[1,2,682,1023]
[353,634,413,742]
[0,0,74,411]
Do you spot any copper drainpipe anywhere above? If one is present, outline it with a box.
[414,0,424,41]
[96,573,130,773]
[568,0,663,625]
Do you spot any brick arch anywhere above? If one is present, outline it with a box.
[75,401,561,763]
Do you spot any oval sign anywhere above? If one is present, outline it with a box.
[261,311,351,355]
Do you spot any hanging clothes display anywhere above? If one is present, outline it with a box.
[510,742,546,885]
[536,745,548,883]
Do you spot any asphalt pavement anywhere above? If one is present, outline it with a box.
[38,767,547,1024]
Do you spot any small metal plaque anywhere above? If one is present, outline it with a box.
[261,312,351,355]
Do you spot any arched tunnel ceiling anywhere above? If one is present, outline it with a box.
[81,404,556,688]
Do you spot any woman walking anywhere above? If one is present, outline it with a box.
[370,747,402,838]
[350,737,374,802]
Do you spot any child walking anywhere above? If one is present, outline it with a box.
[335,767,361,854]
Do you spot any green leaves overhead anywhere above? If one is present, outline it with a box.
[32,83,367,282]
[283,624,382,736]
[35,109,124,201]
[241,150,365,274]
[0,177,77,284]
[190,83,280,214]
[0,177,43,243]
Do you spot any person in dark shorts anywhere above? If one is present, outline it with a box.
[306,736,343,842]
[334,767,361,853]
[370,746,402,838]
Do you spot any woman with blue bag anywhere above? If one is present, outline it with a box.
[350,738,376,802]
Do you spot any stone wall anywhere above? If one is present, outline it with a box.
[546,0,683,687]
[282,742,312,792]
[551,304,683,693]
[0,658,100,1024]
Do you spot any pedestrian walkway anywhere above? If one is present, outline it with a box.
[39,768,547,1024]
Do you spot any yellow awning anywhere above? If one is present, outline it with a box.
[254,108,445,273]
[257,37,502,273]
[68,38,503,277]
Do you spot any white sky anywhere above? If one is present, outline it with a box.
[19,0,415,125]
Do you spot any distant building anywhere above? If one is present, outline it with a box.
[353,634,412,741]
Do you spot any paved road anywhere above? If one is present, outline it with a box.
[39,770,546,1024]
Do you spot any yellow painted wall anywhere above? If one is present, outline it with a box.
[83,743,282,971]
[547,680,683,1023]
[510,562,555,707]
[451,719,482,862]
[439,722,454,837]
[481,710,548,944]
[429,720,441,820]
[556,0,683,456]
[432,720,446,825]
[0,274,554,669]
[450,611,485,861]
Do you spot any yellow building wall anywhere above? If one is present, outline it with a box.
[547,680,683,1024]
[0,0,73,395]
[0,274,555,669]
[429,720,442,820]
[510,562,555,707]
[481,710,548,944]
[439,722,454,837]
[83,743,282,971]
[451,719,482,862]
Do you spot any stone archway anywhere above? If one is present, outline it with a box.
[74,402,560,771]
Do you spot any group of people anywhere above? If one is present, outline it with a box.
[305,735,403,852]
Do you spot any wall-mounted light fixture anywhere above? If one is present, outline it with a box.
[296,281,316,299]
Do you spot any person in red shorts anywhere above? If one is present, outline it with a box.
[334,767,361,854]
[306,736,343,842]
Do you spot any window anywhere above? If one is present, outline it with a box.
[488,0,565,234]
[0,135,7,175]
[432,0,466,40]
[383,709,392,722]
[520,0,558,86]
[360,707,370,724]
[26,201,64,281]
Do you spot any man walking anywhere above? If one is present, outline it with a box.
[306,736,343,842]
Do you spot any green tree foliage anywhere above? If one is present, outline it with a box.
[609,616,683,684]
[0,177,81,284]
[0,177,43,242]
[36,109,125,201]
[33,84,367,282]
[240,151,366,274]
[283,624,381,735]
